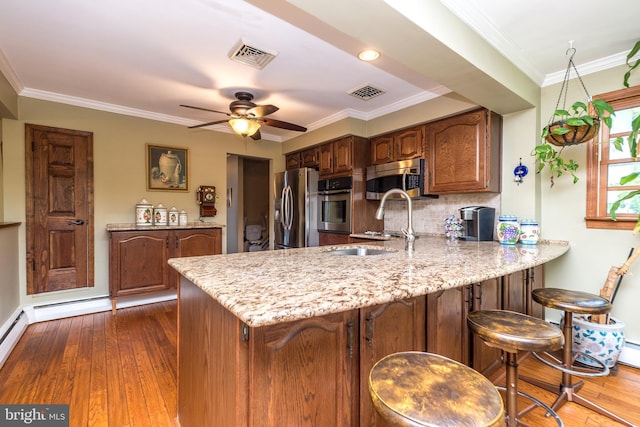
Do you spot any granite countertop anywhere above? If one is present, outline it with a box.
[168,236,569,328]
[106,222,224,231]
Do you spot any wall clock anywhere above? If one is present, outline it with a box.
[196,185,217,217]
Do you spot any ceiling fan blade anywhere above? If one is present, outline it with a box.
[261,118,307,132]
[247,104,279,118]
[188,119,229,129]
[180,104,229,116]
[250,130,262,141]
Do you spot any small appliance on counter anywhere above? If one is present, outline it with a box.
[458,206,495,241]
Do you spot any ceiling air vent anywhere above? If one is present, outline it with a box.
[229,38,278,70]
[349,84,386,101]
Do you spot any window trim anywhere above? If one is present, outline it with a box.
[586,85,640,230]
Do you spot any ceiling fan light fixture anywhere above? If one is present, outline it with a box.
[229,118,261,137]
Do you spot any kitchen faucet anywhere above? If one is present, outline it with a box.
[375,188,415,249]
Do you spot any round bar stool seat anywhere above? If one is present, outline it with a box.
[368,351,504,427]
[467,310,564,427]
[523,288,636,427]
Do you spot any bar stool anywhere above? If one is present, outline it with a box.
[522,288,636,427]
[467,309,565,427]
[368,351,504,426]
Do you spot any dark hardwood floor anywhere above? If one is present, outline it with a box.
[0,300,638,426]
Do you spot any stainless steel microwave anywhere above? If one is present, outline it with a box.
[366,158,432,200]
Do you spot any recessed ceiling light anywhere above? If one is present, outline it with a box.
[358,49,380,62]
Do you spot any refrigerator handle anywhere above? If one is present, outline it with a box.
[280,186,288,229]
[285,185,293,230]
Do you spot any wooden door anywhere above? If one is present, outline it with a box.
[360,297,426,427]
[426,286,470,364]
[26,124,93,294]
[250,311,358,427]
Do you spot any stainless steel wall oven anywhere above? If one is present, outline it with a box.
[317,176,352,233]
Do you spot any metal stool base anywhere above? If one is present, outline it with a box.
[532,349,609,377]
[495,386,563,427]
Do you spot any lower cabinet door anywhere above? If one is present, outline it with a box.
[109,230,170,297]
[359,297,426,427]
[426,287,470,365]
[249,310,359,427]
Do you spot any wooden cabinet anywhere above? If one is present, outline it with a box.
[300,146,319,168]
[319,137,352,176]
[109,227,221,309]
[359,297,426,427]
[179,278,358,427]
[318,135,368,178]
[370,126,424,165]
[425,108,501,194]
[426,269,542,377]
[285,152,300,170]
[250,310,358,427]
[319,232,351,246]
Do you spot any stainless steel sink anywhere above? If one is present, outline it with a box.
[326,247,395,256]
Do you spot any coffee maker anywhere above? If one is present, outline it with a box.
[459,206,495,241]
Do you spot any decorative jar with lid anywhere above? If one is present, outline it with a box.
[496,215,520,245]
[135,199,153,226]
[519,219,540,245]
[168,207,180,226]
[153,203,168,225]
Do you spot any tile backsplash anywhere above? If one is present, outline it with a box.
[381,193,501,235]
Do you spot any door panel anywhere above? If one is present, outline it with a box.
[26,124,93,294]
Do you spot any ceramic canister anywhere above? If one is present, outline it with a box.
[168,207,180,226]
[135,199,153,226]
[519,219,540,245]
[153,203,168,225]
[179,210,188,226]
[496,215,520,245]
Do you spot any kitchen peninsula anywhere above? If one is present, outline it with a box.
[169,237,569,427]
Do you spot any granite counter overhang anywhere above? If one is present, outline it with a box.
[168,236,569,328]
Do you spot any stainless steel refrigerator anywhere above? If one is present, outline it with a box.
[274,167,319,249]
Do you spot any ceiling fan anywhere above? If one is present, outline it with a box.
[180,91,307,140]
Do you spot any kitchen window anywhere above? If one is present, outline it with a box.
[586,85,640,229]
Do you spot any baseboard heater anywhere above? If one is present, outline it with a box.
[0,310,25,348]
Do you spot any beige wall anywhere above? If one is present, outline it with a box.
[0,225,19,326]
[539,64,640,342]
[2,97,284,307]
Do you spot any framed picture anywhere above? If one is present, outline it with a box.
[146,143,189,192]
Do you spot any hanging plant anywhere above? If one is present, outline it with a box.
[533,48,615,186]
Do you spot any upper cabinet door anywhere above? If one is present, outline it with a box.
[426,109,501,194]
[370,126,424,165]
[370,135,394,165]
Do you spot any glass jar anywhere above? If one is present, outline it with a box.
[519,219,540,245]
[496,215,520,245]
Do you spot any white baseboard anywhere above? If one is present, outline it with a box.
[0,309,28,369]
[618,341,640,368]
[23,291,177,323]
[0,291,177,370]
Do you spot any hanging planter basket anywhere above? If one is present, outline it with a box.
[544,117,600,146]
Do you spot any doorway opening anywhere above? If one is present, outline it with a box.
[226,155,270,254]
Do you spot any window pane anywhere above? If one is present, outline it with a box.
[610,107,640,134]
[609,137,631,159]
[608,190,640,214]
[607,163,640,186]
